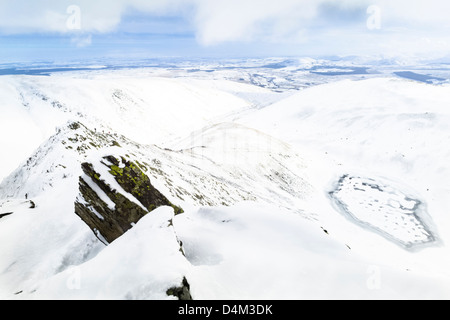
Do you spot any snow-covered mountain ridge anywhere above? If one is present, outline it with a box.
[1,65,450,299]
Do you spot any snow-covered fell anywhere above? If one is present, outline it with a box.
[1,61,450,300]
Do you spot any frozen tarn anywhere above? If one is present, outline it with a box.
[329,175,437,250]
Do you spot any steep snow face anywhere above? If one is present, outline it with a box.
[170,122,314,213]
[0,122,191,299]
[0,123,116,298]
[0,80,49,182]
[15,206,191,300]
[0,173,103,299]
[0,74,275,182]
[238,78,450,246]
[0,118,315,299]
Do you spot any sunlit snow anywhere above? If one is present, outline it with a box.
[1,58,450,300]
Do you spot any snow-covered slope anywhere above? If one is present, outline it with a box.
[1,67,450,300]
[238,78,450,247]
[12,206,192,300]
[0,117,315,299]
[0,73,275,182]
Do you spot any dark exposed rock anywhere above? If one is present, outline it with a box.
[75,176,145,244]
[68,122,81,130]
[75,155,184,244]
[104,156,173,212]
[0,212,13,219]
[75,155,192,298]
[166,277,193,300]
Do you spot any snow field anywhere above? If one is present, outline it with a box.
[1,69,450,299]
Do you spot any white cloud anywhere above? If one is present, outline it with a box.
[191,0,318,45]
[375,0,450,27]
[0,0,447,36]
[0,0,449,56]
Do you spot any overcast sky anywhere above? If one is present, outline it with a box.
[1,0,450,63]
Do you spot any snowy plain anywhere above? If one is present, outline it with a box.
[1,58,450,300]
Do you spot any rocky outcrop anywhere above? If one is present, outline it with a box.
[0,212,13,219]
[75,155,183,244]
[104,155,183,215]
[166,277,193,300]
[74,155,193,300]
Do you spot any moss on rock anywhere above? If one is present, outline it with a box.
[103,155,183,215]
[75,155,185,243]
